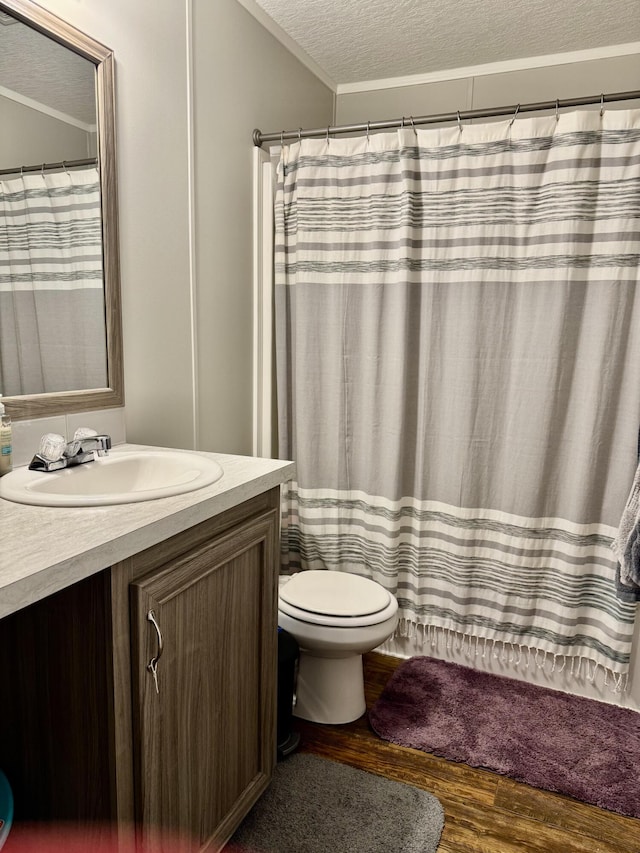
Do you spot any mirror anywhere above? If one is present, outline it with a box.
[0,0,122,420]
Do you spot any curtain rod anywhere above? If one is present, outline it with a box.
[0,157,97,178]
[252,89,640,147]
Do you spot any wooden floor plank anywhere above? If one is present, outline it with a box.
[294,652,640,853]
[494,778,640,850]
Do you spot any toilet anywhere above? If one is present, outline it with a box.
[277,570,399,725]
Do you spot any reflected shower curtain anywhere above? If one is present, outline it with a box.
[275,110,640,688]
[0,166,107,396]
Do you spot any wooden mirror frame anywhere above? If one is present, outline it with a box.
[0,0,123,420]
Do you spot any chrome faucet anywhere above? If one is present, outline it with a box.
[29,433,112,472]
[65,434,112,460]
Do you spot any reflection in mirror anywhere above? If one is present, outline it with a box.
[0,0,122,420]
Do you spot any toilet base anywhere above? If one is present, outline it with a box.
[293,651,366,724]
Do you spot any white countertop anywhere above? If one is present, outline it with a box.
[0,444,295,620]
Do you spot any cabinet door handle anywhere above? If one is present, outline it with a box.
[146,609,164,694]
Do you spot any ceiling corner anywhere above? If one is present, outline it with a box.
[235,0,337,93]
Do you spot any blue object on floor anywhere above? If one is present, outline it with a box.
[0,769,13,849]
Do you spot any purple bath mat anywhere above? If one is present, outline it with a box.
[369,656,640,819]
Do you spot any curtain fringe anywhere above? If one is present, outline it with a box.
[393,617,628,694]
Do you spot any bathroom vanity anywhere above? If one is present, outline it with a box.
[0,446,295,851]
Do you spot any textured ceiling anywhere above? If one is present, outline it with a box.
[252,0,640,85]
[0,13,96,126]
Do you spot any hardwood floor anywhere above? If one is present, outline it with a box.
[294,652,640,853]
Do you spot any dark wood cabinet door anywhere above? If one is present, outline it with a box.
[129,510,278,851]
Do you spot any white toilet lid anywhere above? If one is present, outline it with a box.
[279,570,391,617]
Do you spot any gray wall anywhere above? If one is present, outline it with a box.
[336,53,640,125]
[37,0,196,448]
[192,0,333,453]
[0,94,92,170]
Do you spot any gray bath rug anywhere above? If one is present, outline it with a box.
[228,752,444,853]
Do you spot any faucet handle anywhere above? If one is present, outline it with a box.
[38,433,66,463]
[73,427,99,441]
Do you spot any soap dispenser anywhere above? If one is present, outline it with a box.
[0,396,11,476]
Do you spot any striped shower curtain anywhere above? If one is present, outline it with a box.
[0,166,107,396]
[275,109,640,689]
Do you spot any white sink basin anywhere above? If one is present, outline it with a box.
[0,449,224,507]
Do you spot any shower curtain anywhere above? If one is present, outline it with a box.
[275,109,640,689]
[0,166,107,396]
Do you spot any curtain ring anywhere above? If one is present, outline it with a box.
[555,99,560,122]
[509,103,520,128]
[326,126,330,145]
[280,130,284,146]
[298,127,302,142]
[410,116,415,131]
[366,121,370,143]
[457,110,463,133]
[600,93,605,117]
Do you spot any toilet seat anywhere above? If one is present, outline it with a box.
[278,570,397,628]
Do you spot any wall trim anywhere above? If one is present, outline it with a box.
[336,41,640,95]
[185,0,199,450]
[234,0,337,92]
[252,147,276,458]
